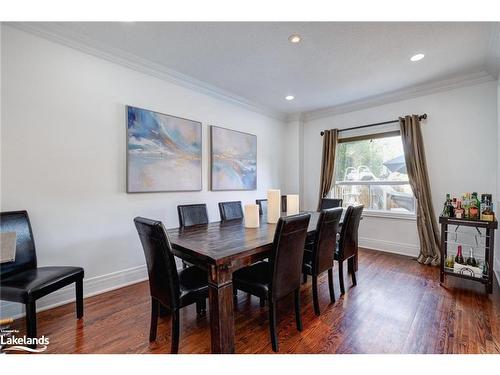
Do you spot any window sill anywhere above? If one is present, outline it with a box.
[362,210,417,221]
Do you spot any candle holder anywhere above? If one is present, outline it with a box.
[267,189,281,223]
[244,204,260,228]
[286,194,299,215]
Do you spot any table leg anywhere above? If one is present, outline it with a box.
[208,265,235,354]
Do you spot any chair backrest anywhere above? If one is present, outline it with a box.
[218,201,243,221]
[312,208,343,274]
[270,213,311,301]
[338,205,364,260]
[177,204,209,227]
[320,198,343,210]
[134,217,180,309]
[0,211,37,278]
[281,195,287,212]
[255,199,267,216]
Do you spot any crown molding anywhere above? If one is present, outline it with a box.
[301,70,496,122]
[8,22,287,122]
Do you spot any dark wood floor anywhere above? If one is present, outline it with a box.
[9,248,500,354]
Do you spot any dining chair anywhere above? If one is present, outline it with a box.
[319,198,343,210]
[177,204,209,268]
[134,217,208,354]
[281,195,287,212]
[255,199,267,216]
[335,204,364,294]
[218,201,243,221]
[0,211,84,347]
[302,207,343,315]
[233,213,311,352]
[177,204,209,227]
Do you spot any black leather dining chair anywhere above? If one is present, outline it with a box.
[177,204,209,268]
[319,198,343,210]
[335,205,364,294]
[255,199,267,216]
[134,217,208,354]
[281,195,287,212]
[302,207,342,315]
[218,201,243,221]
[233,213,311,352]
[0,211,84,346]
[177,204,209,227]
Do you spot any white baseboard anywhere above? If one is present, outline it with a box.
[0,264,148,319]
[359,237,419,258]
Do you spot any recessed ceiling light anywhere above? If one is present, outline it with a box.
[285,95,295,101]
[288,34,301,44]
[410,53,425,62]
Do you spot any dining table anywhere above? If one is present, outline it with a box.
[167,210,349,353]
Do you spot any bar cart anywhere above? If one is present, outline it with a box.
[439,216,497,294]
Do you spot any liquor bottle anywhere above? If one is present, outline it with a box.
[455,245,464,264]
[466,248,478,267]
[463,193,470,219]
[447,196,455,218]
[480,194,495,221]
[441,194,451,217]
[455,200,464,219]
[470,192,479,219]
[452,198,457,210]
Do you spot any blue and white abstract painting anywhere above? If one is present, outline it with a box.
[127,106,202,192]
[211,126,257,191]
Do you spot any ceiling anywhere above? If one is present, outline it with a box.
[15,22,500,119]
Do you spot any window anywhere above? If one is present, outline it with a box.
[333,132,415,215]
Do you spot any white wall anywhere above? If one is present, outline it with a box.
[0,26,287,317]
[282,119,301,196]
[496,80,500,280]
[299,81,498,257]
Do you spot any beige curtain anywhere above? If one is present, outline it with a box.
[317,129,339,210]
[400,115,440,265]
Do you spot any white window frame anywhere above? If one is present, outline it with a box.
[332,132,417,220]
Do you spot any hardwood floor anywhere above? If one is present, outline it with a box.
[8,248,500,354]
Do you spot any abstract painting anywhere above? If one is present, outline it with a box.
[127,106,202,192]
[210,126,257,191]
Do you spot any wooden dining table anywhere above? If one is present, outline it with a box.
[166,211,322,353]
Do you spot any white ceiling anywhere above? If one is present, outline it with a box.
[15,22,500,119]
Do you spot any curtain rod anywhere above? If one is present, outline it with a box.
[320,113,427,136]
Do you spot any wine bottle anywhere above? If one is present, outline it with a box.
[466,248,478,267]
[455,245,464,264]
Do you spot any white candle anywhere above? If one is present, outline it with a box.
[244,204,260,228]
[267,189,281,223]
[286,194,299,215]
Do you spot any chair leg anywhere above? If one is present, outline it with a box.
[196,298,206,316]
[76,278,84,319]
[302,273,307,284]
[25,300,37,348]
[149,298,159,342]
[312,275,320,316]
[294,288,303,331]
[159,304,169,317]
[338,260,345,294]
[349,258,357,286]
[268,301,279,352]
[260,297,266,307]
[170,309,180,354]
[328,268,336,303]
